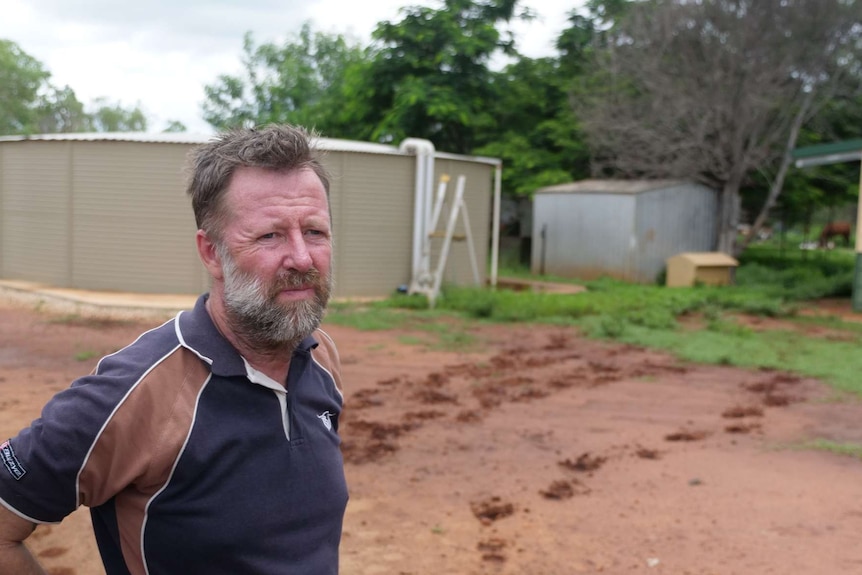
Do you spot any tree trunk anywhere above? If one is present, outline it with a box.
[717,177,743,255]
[738,91,814,255]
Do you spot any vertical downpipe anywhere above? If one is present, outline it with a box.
[489,162,502,288]
[399,139,436,288]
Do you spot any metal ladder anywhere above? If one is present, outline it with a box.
[409,174,481,307]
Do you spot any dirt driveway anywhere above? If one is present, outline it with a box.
[1,300,861,574]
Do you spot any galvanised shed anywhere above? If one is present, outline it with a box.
[0,133,502,299]
[531,179,718,283]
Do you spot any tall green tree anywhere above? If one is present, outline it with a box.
[0,38,151,135]
[472,1,627,197]
[0,39,51,134]
[474,56,589,196]
[351,0,528,153]
[202,24,367,134]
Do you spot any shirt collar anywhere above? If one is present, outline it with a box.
[176,294,318,378]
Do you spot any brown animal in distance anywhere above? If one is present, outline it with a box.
[818,221,852,248]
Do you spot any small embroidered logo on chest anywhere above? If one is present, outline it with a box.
[317,411,333,431]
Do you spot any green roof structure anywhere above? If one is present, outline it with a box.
[792,139,862,168]
[792,139,862,311]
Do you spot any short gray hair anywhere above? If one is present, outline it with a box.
[186,124,330,240]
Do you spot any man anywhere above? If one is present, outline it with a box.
[0,125,348,574]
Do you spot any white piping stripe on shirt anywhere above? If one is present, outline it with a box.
[313,329,343,402]
[74,343,182,509]
[141,373,213,575]
[174,310,214,365]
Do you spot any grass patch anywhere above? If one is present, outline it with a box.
[74,350,99,362]
[574,321,862,396]
[327,299,479,351]
[796,439,862,460]
[326,251,862,395]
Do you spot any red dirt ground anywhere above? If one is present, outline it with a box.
[1,299,862,575]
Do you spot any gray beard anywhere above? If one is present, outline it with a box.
[220,250,331,353]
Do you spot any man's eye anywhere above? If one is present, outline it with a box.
[260,233,276,240]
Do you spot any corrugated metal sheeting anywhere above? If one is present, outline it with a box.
[0,134,496,298]
[532,180,717,283]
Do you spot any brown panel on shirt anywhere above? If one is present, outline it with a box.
[78,348,211,575]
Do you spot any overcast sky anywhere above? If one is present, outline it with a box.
[2,0,584,134]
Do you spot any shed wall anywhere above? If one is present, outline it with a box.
[531,182,717,282]
[70,142,203,294]
[531,193,636,279]
[634,184,717,282]
[0,139,494,298]
[327,151,415,298]
[0,142,72,286]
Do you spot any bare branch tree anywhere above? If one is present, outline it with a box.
[574,0,862,255]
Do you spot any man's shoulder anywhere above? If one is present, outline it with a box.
[93,315,183,377]
[311,328,342,393]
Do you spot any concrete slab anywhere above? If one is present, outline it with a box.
[0,280,198,321]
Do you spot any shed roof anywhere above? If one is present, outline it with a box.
[535,178,691,195]
[0,132,406,156]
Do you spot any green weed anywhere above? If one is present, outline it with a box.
[796,439,862,460]
[74,350,98,362]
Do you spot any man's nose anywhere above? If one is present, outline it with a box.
[281,232,313,272]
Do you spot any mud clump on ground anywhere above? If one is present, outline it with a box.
[559,452,607,473]
[470,496,515,525]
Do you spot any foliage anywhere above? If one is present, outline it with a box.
[86,97,148,132]
[741,92,862,230]
[473,57,591,196]
[0,39,150,135]
[348,0,525,153]
[0,39,51,134]
[201,25,368,135]
[163,120,188,133]
[328,250,862,395]
[345,252,856,394]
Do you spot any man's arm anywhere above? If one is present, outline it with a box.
[0,503,47,575]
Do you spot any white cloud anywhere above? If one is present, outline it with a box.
[1,0,584,134]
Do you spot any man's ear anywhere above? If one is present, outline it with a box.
[196,230,225,281]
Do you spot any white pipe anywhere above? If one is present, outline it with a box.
[399,138,436,288]
[490,161,502,288]
[423,152,436,279]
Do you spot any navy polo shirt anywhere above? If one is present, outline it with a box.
[0,294,348,574]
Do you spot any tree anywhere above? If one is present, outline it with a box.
[0,39,51,134]
[474,56,590,196]
[201,24,367,135]
[162,120,187,133]
[35,85,90,133]
[353,0,528,153]
[0,38,152,135]
[87,97,148,132]
[742,92,862,238]
[573,0,862,255]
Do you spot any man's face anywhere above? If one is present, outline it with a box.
[216,166,333,349]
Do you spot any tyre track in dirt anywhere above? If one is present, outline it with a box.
[339,329,834,572]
